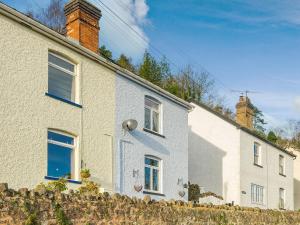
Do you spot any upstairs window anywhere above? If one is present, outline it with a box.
[254,142,262,166]
[279,155,285,176]
[144,96,161,133]
[279,188,285,209]
[144,156,161,192]
[251,183,264,205]
[48,53,76,102]
[47,130,76,179]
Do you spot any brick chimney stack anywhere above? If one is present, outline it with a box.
[236,96,254,129]
[64,0,101,53]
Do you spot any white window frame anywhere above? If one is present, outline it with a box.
[279,188,285,209]
[48,52,78,103]
[144,155,162,193]
[47,129,79,180]
[144,96,162,134]
[254,142,262,166]
[251,183,264,205]
[279,155,285,175]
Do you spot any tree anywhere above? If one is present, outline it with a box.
[138,51,163,86]
[116,54,135,73]
[174,65,215,103]
[27,0,66,33]
[253,106,267,136]
[267,131,278,143]
[99,45,113,60]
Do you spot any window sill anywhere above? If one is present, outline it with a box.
[44,176,82,184]
[143,190,165,196]
[143,128,165,138]
[253,163,263,168]
[45,93,82,108]
[251,202,264,206]
[279,173,286,177]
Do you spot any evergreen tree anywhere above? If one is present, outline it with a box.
[138,51,163,86]
[116,54,135,73]
[99,45,113,60]
[267,131,278,143]
[253,106,267,136]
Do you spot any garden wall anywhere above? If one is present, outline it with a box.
[0,183,300,225]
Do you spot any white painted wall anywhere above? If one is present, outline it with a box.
[188,103,241,205]
[114,75,189,201]
[240,132,294,210]
[293,150,300,210]
[0,7,190,202]
[0,12,115,191]
[189,103,294,209]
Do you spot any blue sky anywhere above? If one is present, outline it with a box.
[2,0,300,128]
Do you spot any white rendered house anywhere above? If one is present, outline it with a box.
[189,98,295,209]
[292,150,300,210]
[0,0,191,200]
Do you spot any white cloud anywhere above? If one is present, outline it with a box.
[90,0,150,61]
[134,0,149,23]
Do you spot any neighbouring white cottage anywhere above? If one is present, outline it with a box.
[291,149,300,210]
[0,0,191,200]
[189,97,295,210]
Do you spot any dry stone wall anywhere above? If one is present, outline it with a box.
[0,183,300,225]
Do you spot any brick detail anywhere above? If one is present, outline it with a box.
[236,96,254,129]
[64,0,101,53]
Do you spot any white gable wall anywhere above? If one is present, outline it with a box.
[188,103,241,204]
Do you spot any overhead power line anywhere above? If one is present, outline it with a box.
[93,0,240,103]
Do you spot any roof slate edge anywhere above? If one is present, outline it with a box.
[190,101,296,158]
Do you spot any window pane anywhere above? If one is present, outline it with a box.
[145,157,158,167]
[48,66,74,101]
[145,98,159,111]
[144,167,151,190]
[152,169,159,191]
[152,111,159,132]
[48,131,74,145]
[47,143,72,178]
[144,107,151,129]
[49,53,74,72]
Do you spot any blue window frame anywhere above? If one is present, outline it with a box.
[47,130,75,179]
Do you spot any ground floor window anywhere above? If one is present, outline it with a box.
[47,130,75,179]
[144,156,161,192]
[251,183,264,204]
[279,188,285,209]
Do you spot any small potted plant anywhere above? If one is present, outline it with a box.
[80,168,91,179]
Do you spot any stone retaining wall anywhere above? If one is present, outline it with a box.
[0,183,300,225]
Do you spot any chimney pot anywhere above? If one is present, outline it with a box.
[64,0,102,53]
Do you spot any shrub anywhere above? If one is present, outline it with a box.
[35,178,67,193]
[78,180,99,195]
[80,169,91,179]
[188,182,200,202]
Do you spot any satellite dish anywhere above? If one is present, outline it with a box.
[122,119,138,131]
